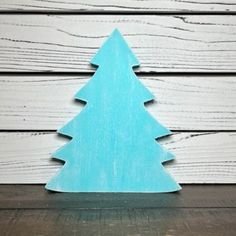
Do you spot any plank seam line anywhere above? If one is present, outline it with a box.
[1,130,236,133]
[0,11,236,15]
[1,72,236,77]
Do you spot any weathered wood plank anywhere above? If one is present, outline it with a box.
[0,208,235,236]
[0,0,236,12]
[1,75,236,130]
[0,132,235,183]
[0,15,236,72]
[0,185,235,209]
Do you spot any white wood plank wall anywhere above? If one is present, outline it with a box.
[0,15,236,72]
[0,75,236,130]
[0,1,235,183]
[0,0,236,12]
[0,132,235,183]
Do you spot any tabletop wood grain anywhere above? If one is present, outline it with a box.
[0,185,235,236]
[0,185,235,209]
[2,208,235,236]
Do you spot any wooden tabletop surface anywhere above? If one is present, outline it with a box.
[0,185,235,236]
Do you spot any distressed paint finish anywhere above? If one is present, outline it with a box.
[46,30,181,192]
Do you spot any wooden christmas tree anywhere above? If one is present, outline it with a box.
[46,29,181,192]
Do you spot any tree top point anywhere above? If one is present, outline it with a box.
[91,28,140,67]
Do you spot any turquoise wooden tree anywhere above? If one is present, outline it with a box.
[46,29,181,192]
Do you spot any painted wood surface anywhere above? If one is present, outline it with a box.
[0,185,235,209]
[0,131,235,183]
[1,75,236,130]
[1,15,236,72]
[1,0,236,12]
[44,29,181,193]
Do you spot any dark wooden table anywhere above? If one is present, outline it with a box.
[0,185,235,236]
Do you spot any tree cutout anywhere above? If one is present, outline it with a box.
[46,29,181,192]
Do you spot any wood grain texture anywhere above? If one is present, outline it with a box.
[0,76,236,130]
[1,15,236,72]
[1,0,236,12]
[1,75,236,130]
[0,185,235,209]
[0,131,236,184]
[0,208,235,236]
